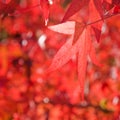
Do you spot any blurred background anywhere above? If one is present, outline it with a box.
[0,0,120,119]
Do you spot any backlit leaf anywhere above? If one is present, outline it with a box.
[48,21,75,35]
[48,34,84,72]
[77,29,87,100]
[62,0,89,22]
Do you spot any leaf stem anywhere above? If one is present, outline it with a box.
[86,12,120,26]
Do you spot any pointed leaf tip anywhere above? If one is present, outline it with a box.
[48,21,75,35]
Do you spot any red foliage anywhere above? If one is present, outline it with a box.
[0,0,120,119]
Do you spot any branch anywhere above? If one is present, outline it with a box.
[35,99,114,113]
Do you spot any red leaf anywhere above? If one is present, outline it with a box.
[88,0,104,42]
[92,26,101,42]
[47,36,73,72]
[48,0,105,100]
[91,21,103,43]
[40,0,50,25]
[77,29,87,101]
[93,0,104,18]
[62,0,89,22]
[113,5,120,14]
[48,34,83,72]
[89,0,102,22]
[89,44,101,67]
[48,21,85,44]
[102,0,112,11]
[86,27,101,66]
[48,23,101,100]
[48,21,75,35]
[73,22,85,44]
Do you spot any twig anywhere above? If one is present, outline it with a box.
[87,12,120,26]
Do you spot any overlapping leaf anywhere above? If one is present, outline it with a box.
[0,0,19,16]
[48,0,115,101]
[48,22,101,101]
[62,0,89,22]
[48,21,75,35]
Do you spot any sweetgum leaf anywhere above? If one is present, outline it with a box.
[48,21,75,35]
[48,0,106,100]
[48,23,101,101]
[89,0,103,42]
[62,0,89,22]
[77,29,87,100]
[91,21,103,43]
[89,0,102,22]
[72,22,85,44]
[48,21,85,44]
[89,43,101,67]
[86,27,101,66]
[47,36,73,72]
[48,34,84,72]
[93,0,104,18]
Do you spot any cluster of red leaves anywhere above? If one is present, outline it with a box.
[48,0,120,101]
[0,0,120,120]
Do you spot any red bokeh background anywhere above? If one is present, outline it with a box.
[0,0,120,119]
